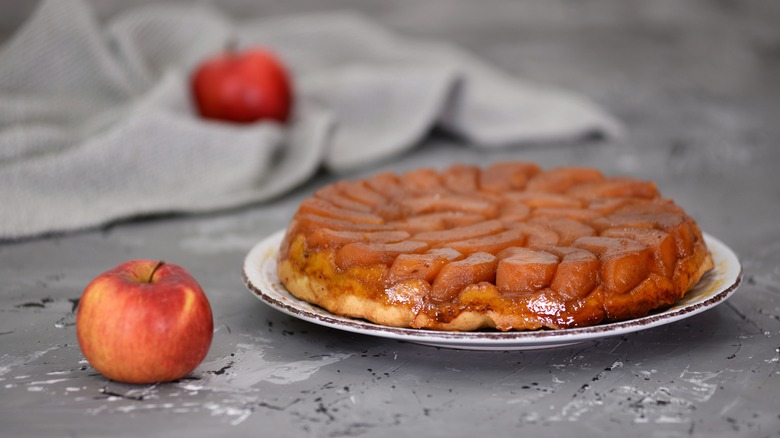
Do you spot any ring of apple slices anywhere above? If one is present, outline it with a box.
[277,162,714,331]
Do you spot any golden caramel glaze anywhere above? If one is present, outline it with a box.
[277,162,714,331]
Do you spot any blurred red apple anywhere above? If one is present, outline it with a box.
[191,46,292,123]
[76,260,213,384]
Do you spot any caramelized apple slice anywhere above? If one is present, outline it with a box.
[586,197,643,215]
[402,195,499,217]
[528,217,595,246]
[536,246,601,300]
[365,171,407,200]
[400,168,444,194]
[308,229,410,249]
[439,213,488,228]
[335,240,429,270]
[293,214,393,233]
[505,223,560,246]
[531,207,602,222]
[446,228,527,255]
[496,248,559,295]
[413,220,504,244]
[315,185,373,212]
[388,248,464,282]
[479,161,541,192]
[498,202,531,223]
[591,213,695,258]
[573,236,651,294]
[431,252,498,302]
[502,192,583,209]
[392,213,445,233]
[372,202,405,221]
[298,198,385,224]
[601,227,676,278]
[526,167,605,193]
[441,164,480,193]
[336,180,387,206]
[613,199,685,216]
[567,177,660,200]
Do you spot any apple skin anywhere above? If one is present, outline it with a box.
[76,260,213,384]
[191,47,293,124]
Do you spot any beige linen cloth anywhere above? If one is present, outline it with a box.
[0,0,621,239]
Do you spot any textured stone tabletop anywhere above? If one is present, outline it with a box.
[1,1,779,437]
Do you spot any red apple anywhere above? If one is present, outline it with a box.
[191,46,293,123]
[76,260,213,384]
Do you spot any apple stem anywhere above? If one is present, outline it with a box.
[148,260,165,283]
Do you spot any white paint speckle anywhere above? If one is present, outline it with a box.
[678,367,720,402]
[29,378,71,385]
[203,402,252,426]
[86,406,107,415]
[719,398,741,417]
[550,396,604,422]
[199,343,353,389]
[521,412,540,423]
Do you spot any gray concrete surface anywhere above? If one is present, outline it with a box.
[1,0,779,437]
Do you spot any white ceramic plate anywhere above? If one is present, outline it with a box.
[242,230,742,351]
